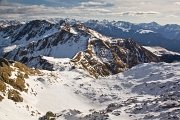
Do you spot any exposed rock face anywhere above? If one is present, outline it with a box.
[71,38,160,77]
[0,58,41,102]
[39,111,56,120]
[0,57,10,67]
[160,54,180,63]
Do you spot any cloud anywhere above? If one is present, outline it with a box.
[0,1,161,21]
[0,2,112,20]
[166,15,178,18]
[97,11,161,17]
[140,2,151,5]
[115,11,161,16]
[79,1,114,7]
[118,7,138,10]
[135,11,160,15]
[0,4,70,20]
[84,8,110,13]
[80,1,106,6]
[174,2,180,5]
[0,0,7,5]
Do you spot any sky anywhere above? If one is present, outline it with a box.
[0,0,180,25]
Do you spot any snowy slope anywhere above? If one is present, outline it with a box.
[0,20,90,60]
[0,20,59,48]
[0,58,180,120]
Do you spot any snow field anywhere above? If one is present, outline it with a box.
[0,58,180,120]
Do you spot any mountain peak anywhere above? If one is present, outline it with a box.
[149,21,159,25]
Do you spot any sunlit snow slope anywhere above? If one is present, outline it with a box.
[0,58,179,120]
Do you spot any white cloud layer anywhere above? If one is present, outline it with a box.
[117,11,161,16]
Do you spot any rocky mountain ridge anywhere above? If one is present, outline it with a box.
[0,19,180,77]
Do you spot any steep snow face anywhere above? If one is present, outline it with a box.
[0,20,60,47]
[0,21,41,48]
[1,21,91,61]
[0,58,180,120]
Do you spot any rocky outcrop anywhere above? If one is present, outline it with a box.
[71,38,160,77]
[0,58,41,102]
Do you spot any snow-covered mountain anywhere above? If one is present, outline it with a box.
[0,57,180,120]
[139,22,180,40]
[83,20,180,53]
[0,20,26,28]
[0,19,168,77]
[0,19,180,120]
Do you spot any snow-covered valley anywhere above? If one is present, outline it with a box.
[0,57,179,120]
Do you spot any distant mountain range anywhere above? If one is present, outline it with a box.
[83,20,180,53]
